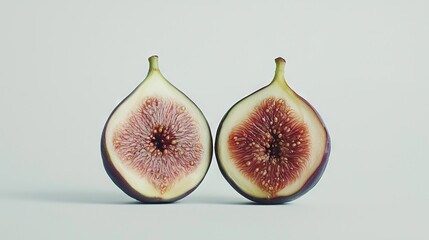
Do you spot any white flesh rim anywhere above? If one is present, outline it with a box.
[217,62,327,199]
[104,58,211,200]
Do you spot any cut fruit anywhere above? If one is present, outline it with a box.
[101,56,212,203]
[215,57,330,204]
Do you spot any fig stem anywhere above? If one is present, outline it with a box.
[274,57,286,78]
[272,57,287,86]
[148,55,159,71]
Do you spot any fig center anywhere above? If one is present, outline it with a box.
[150,125,176,153]
[266,134,281,158]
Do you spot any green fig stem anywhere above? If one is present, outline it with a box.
[272,57,288,87]
[274,57,286,78]
[148,55,159,71]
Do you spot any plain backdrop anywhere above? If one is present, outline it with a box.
[1,0,428,239]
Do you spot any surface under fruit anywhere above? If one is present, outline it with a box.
[215,57,330,204]
[101,56,212,203]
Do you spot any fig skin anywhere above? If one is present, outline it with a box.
[101,56,212,203]
[215,58,330,204]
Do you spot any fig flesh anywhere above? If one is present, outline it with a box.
[101,56,212,203]
[215,57,330,204]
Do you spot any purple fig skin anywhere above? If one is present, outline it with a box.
[215,87,331,204]
[101,85,213,204]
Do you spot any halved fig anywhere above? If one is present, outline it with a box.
[215,57,330,204]
[101,56,212,203]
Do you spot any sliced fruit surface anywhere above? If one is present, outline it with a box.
[215,57,330,203]
[101,56,212,203]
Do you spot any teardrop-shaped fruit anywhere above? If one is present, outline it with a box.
[101,56,212,203]
[215,57,330,204]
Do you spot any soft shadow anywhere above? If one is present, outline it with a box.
[3,190,291,206]
[178,195,249,205]
[3,190,138,205]
[178,195,291,206]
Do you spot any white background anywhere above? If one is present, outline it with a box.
[1,0,428,239]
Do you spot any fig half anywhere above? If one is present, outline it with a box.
[215,57,330,204]
[101,56,212,203]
